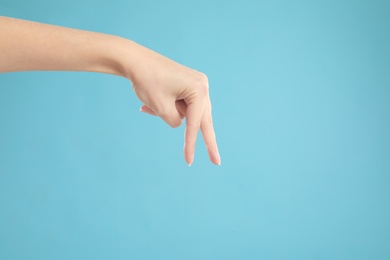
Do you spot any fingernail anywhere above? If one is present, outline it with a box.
[188,154,194,167]
[217,153,221,166]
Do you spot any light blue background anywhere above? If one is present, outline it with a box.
[1,0,390,259]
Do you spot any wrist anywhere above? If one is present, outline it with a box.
[89,34,130,78]
[110,37,145,82]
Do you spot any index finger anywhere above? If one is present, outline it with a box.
[184,96,205,166]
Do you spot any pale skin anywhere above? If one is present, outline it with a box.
[0,16,221,166]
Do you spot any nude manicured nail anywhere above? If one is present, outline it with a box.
[216,152,221,166]
[188,154,194,167]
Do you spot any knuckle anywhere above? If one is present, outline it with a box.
[193,72,209,96]
[197,72,209,85]
[186,120,201,129]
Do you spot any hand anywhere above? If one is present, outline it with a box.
[122,41,221,166]
[0,16,220,165]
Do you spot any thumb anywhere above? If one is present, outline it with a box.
[140,104,157,116]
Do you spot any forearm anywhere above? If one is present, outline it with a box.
[0,16,131,77]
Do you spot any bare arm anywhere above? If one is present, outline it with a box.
[0,16,128,75]
[0,16,221,166]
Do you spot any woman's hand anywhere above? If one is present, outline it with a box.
[0,16,221,166]
[121,41,221,166]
